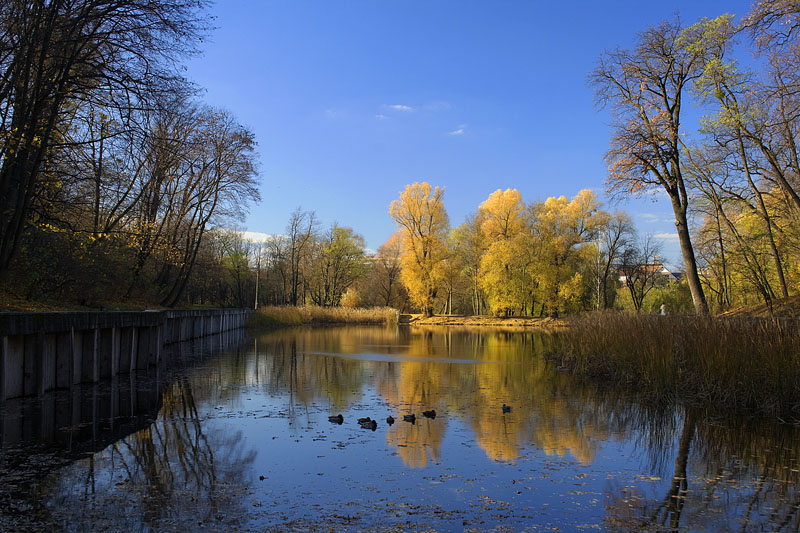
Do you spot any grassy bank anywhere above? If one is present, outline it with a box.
[247,305,398,328]
[556,312,800,418]
[410,314,566,329]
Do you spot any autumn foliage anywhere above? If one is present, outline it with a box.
[390,182,450,317]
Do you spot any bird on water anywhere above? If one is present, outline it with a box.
[360,419,378,431]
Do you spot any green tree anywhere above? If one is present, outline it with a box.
[308,224,365,307]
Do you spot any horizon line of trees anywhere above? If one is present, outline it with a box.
[387,182,688,318]
[179,192,674,316]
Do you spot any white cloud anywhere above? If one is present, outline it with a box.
[324,108,347,119]
[640,213,660,223]
[653,232,680,242]
[385,104,414,112]
[448,124,467,136]
[242,231,283,243]
[375,114,388,120]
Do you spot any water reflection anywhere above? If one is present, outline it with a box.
[4,326,800,530]
[248,326,623,467]
[0,331,251,531]
[46,375,255,531]
[242,326,800,529]
[605,409,800,531]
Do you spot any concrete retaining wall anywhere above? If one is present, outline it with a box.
[0,309,250,400]
[0,328,247,454]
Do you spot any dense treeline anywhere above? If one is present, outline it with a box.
[0,1,261,307]
[180,190,674,315]
[386,183,686,317]
[199,210,410,310]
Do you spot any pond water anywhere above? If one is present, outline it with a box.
[2,325,800,531]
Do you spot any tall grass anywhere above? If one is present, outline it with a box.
[247,305,399,329]
[557,312,800,417]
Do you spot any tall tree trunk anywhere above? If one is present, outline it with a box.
[671,198,709,316]
[653,409,696,529]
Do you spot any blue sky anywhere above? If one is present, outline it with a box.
[186,0,751,265]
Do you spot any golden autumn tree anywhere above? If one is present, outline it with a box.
[530,189,608,316]
[389,182,450,316]
[477,189,531,316]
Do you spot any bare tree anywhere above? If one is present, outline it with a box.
[685,146,780,311]
[589,18,711,315]
[0,0,209,278]
[598,211,636,309]
[286,208,317,306]
[159,108,260,307]
[620,234,664,312]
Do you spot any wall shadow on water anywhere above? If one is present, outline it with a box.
[0,329,252,531]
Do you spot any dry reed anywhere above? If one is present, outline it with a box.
[247,305,398,328]
[558,312,800,417]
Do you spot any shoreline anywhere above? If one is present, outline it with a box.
[403,314,567,329]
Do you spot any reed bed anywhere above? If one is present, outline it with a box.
[247,305,399,328]
[558,312,800,417]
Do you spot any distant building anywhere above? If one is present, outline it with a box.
[618,263,683,284]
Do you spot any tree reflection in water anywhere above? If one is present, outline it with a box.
[9,326,800,530]
[46,375,254,530]
[251,326,629,467]
[247,326,800,529]
[604,406,800,531]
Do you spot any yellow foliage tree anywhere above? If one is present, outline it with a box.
[530,189,608,316]
[389,182,450,316]
[479,188,526,240]
[477,189,531,316]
